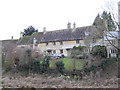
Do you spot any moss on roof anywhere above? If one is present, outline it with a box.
[17,32,43,45]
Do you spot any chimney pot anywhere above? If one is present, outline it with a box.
[73,22,76,29]
[43,27,46,34]
[67,22,71,29]
[11,36,13,39]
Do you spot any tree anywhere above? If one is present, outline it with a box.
[93,11,116,32]
[101,11,116,31]
[22,26,38,36]
[93,14,102,26]
[93,10,120,58]
[93,14,105,37]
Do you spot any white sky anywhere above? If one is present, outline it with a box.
[0,0,119,40]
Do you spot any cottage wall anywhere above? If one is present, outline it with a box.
[38,40,84,56]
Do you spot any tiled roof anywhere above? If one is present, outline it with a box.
[17,26,98,45]
[40,26,93,43]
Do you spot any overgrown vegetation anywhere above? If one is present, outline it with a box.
[32,56,51,73]
[3,44,118,79]
[73,46,86,50]
[55,61,65,75]
[90,45,107,58]
[71,46,88,59]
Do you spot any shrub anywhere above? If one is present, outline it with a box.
[32,58,40,73]
[99,57,118,71]
[55,61,65,75]
[40,56,51,72]
[91,45,107,58]
[73,46,86,50]
[32,56,51,73]
[71,46,87,59]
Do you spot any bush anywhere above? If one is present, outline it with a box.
[40,56,51,72]
[71,46,87,59]
[32,56,51,73]
[99,57,118,71]
[73,46,86,50]
[55,61,65,75]
[32,58,40,73]
[91,45,107,58]
[74,53,89,59]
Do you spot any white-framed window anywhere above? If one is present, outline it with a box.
[110,49,116,53]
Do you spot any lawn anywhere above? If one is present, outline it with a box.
[49,58,85,71]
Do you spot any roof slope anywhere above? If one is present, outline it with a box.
[17,26,98,45]
[40,26,94,42]
[17,32,43,45]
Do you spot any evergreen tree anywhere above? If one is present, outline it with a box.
[93,14,102,26]
[101,11,116,31]
[22,26,38,36]
[107,13,116,31]
[93,11,116,31]
[93,14,104,37]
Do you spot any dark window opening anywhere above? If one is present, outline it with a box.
[60,41,63,45]
[53,50,56,54]
[111,49,116,53]
[76,40,79,44]
[60,49,63,54]
[53,42,56,45]
[93,39,96,43]
[47,50,52,54]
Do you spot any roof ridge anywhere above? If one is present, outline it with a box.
[44,25,92,33]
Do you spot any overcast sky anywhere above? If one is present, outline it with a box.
[0,0,119,40]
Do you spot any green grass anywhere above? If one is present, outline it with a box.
[49,58,85,71]
[49,59,57,69]
[60,58,73,70]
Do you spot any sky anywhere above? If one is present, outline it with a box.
[0,0,119,40]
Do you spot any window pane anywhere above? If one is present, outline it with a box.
[53,42,56,45]
[60,41,63,45]
[76,40,79,43]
